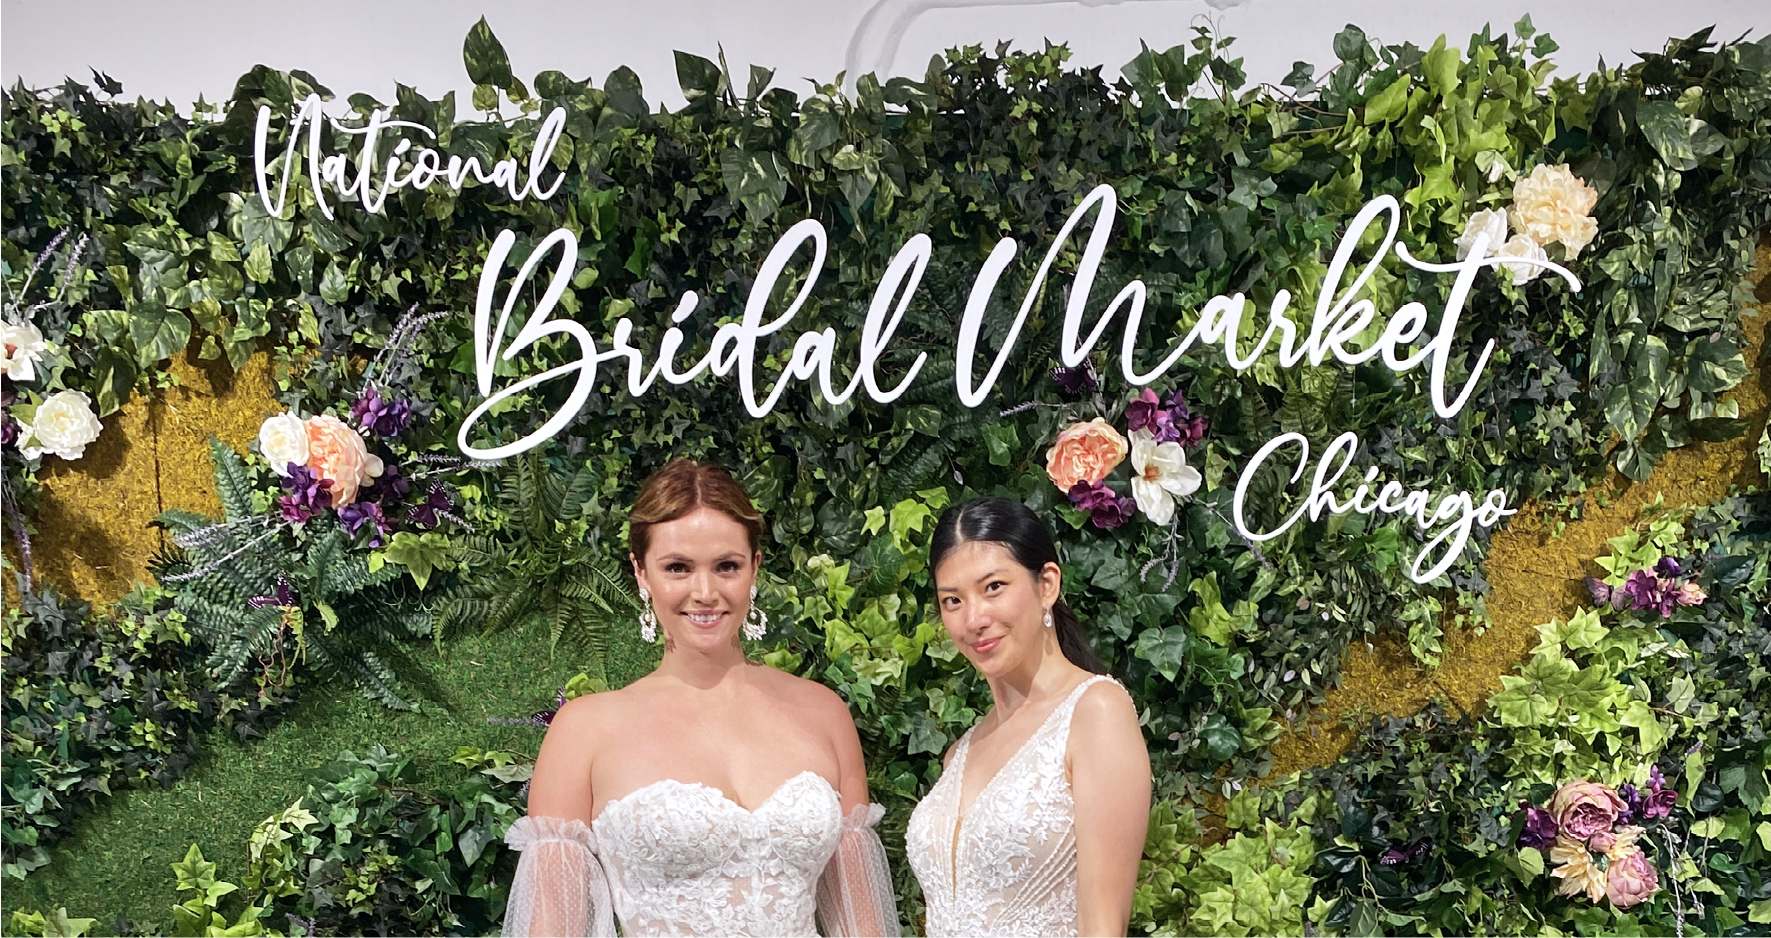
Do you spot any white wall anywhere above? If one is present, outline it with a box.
[2,0,1764,112]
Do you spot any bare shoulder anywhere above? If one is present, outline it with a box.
[752,664,853,725]
[1071,678,1139,733]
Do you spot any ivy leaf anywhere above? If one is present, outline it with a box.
[462,17,514,90]
[983,424,1019,467]
[1332,25,1369,64]
[1422,35,1461,95]
[1134,625,1189,681]
[1519,846,1544,880]
[1618,699,1666,753]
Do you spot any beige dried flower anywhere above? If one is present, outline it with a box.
[1550,834,1607,902]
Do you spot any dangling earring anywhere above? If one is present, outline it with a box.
[1043,607,1055,629]
[638,589,658,643]
[744,583,767,641]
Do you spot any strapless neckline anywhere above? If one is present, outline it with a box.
[595,770,833,823]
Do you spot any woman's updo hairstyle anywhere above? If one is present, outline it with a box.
[628,458,765,566]
[929,496,1108,674]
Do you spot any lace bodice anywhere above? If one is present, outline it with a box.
[905,675,1116,937]
[504,771,900,936]
[594,771,840,936]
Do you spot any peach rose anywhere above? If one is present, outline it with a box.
[1605,847,1659,908]
[1045,418,1128,490]
[304,414,383,506]
[1509,164,1600,257]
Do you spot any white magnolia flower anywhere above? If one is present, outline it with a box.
[18,389,102,461]
[258,410,310,475]
[1495,234,1549,285]
[1455,209,1509,261]
[1,319,50,382]
[1129,429,1202,526]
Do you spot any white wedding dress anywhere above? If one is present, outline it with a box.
[503,770,900,936]
[905,675,1116,937]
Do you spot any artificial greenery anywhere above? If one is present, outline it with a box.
[152,439,431,710]
[434,450,638,663]
[0,585,276,881]
[1288,489,1770,936]
[2,12,1769,936]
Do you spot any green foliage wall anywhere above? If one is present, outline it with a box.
[3,15,1769,937]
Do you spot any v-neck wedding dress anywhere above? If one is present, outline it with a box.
[503,771,900,936]
[904,675,1116,937]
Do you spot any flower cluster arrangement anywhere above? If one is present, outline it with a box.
[1585,556,1706,617]
[1046,387,1207,529]
[1456,163,1599,285]
[1519,773,1672,909]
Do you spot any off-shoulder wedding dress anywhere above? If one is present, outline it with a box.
[502,770,900,936]
[905,674,1116,937]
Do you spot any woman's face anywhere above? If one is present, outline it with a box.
[632,507,759,652]
[933,540,1061,680]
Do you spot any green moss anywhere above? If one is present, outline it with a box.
[1,622,659,932]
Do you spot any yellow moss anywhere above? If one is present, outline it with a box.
[11,348,281,605]
[1263,239,1771,782]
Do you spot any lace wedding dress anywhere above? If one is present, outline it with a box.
[905,675,1117,937]
[503,770,900,936]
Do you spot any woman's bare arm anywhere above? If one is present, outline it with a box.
[1070,682,1152,937]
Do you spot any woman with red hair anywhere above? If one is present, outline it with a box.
[502,458,899,937]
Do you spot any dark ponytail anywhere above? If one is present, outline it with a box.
[929,496,1109,675]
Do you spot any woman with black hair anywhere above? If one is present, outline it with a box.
[905,497,1151,936]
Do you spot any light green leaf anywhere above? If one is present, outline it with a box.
[1518,846,1544,880]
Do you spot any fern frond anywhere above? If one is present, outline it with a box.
[208,437,258,522]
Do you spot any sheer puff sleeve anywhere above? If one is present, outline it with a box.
[815,803,902,937]
[503,815,616,937]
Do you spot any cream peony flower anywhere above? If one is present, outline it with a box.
[1,319,49,382]
[1455,209,1509,261]
[1129,429,1202,526]
[258,411,311,476]
[1495,235,1549,285]
[1510,163,1600,257]
[1549,835,1607,902]
[17,389,102,461]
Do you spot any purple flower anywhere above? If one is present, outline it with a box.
[1162,390,1209,446]
[1068,480,1134,529]
[1050,361,1099,398]
[1623,569,1676,617]
[1585,576,1630,612]
[363,461,410,506]
[278,464,332,523]
[1518,803,1559,849]
[1641,766,1677,820]
[1126,389,1166,434]
[1,414,14,449]
[407,483,454,528]
[349,383,414,438]
[1618,782,1641,824]
[247,578,296,610]
[1655,556,1683,578]
[338,500,388,547]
